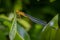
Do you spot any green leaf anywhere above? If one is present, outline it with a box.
[17,24,30,40]
[9,12,17,40]
[39,14,58,40]
[4,20,30,40]
[0,14,9,21]
[14,32,24,40]
[42,14,58,32]
[55,29,60,40]
[17,19,31,31]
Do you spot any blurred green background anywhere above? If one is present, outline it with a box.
[0,0,59,40]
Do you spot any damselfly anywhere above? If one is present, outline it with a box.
[16,10,47,26]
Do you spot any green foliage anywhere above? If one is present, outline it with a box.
[0,0,59,40]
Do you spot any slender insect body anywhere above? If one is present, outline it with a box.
[25,14,47,26]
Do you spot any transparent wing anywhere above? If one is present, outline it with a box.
[25,14,47,26]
